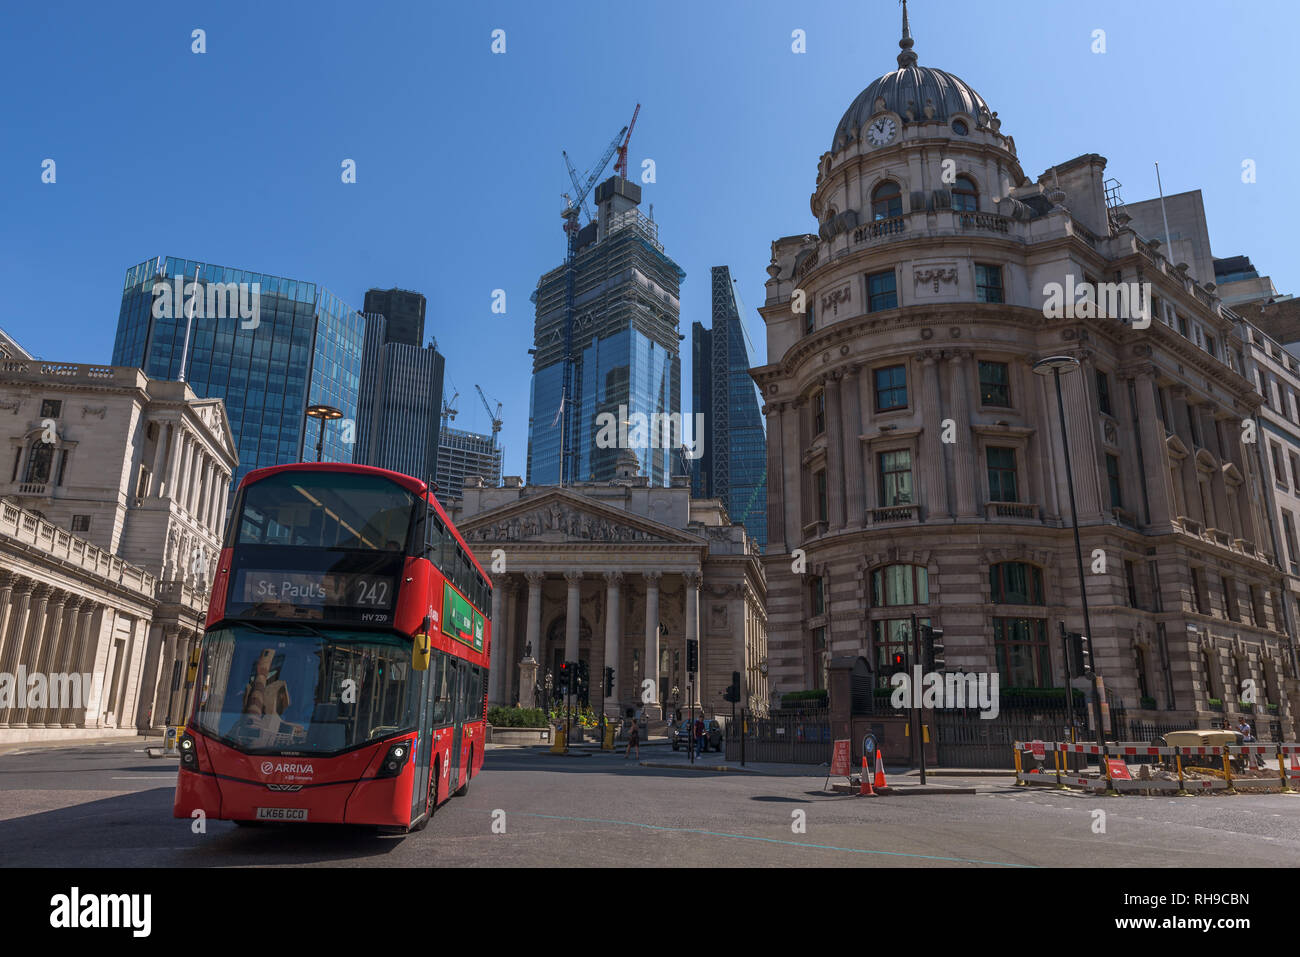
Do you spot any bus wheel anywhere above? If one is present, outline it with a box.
[455,747,471,797]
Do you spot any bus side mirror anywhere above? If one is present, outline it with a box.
[412,615,433,671]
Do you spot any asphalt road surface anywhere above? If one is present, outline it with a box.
[1,741,1298,867]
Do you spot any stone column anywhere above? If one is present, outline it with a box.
[152,625,180,730]
[948,353,977,517]
[177,437,192,509]
[1132,368,1172,528]
[163,424,182,499]
[0,572,17,677]
[825,373,846,530]
[603,571,625,718]
[25,590,70,722]
[6,584,53,727]
[150,422,169,497]
[524,572,544,668]
[488,577,507,706]
[63,601,97,727]
[0,579,34,726]
[500,578,519,705]
[643,571,661,712]
[841,366,865,528]
[563,570,582,664]
[732,584,748,709]
[37,595,82,726]
[684,570,702,708]
[764,402,786,550]
[781,398,801,547]
[918,353,945,519]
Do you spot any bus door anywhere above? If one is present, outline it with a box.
[448,658,466,792]
[409,657,434,822]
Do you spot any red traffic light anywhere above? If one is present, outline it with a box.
[892,653,905,666]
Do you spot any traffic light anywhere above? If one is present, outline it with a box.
[891,651,907,675]
[1067,632,1093,676]
[558,661,570,694]
[723,670,740,703]
[921,625,945,671]
[686,638,699,674]
[604,666,615,697]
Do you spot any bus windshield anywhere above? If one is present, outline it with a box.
[235,471,416,551]
[191,625,419,755]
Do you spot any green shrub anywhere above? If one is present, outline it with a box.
[780,689,828,708]
[487,706,546,728]
[1140,696,1157,710]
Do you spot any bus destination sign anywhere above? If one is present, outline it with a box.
[233,569,396,622]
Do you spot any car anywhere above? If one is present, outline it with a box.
[672,718,723,752]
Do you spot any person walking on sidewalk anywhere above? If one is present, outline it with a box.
[694,716,706,757]
[624,715,640,760]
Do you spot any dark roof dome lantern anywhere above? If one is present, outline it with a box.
[832,0,992,153]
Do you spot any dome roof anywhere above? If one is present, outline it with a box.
[832,3,990,153]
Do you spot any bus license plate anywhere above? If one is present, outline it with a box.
[256,807,308,822]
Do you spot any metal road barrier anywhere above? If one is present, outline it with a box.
[1013,740,1298,795]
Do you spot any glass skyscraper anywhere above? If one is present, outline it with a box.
[691,266,767,549]
[527,177,684,487]
[113,256,364,490]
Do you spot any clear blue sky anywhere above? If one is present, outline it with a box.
[3,0,1294,477]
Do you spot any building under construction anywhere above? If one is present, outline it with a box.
[435,426,503,503]
[527,175,685,486]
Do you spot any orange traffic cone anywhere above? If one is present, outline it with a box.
[860,757,876,797]
[873,750,888,790]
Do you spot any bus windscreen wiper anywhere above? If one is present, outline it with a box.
[240,620,332,641]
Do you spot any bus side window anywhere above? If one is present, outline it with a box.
[426,509,443,559]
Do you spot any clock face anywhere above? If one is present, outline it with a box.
[866,117,897,146]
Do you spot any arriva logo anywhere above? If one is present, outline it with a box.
[261,761,313,775]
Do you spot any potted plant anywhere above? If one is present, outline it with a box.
[1139,696,1157,710]
[1207,698,1223,712]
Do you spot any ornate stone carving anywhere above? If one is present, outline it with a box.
[465,503,662,544]
[913,267,957,292]
[81,406,107,419]
[820,286,851,316]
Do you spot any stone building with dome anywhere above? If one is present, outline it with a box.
[753,3,1299,738]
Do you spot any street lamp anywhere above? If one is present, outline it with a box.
[304,404,344,462]
[1032,355,1104,751]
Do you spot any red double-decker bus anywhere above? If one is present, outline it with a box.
[173,462,491,832]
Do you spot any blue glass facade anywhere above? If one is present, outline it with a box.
[113,256,364,490]
[691,266,767,549]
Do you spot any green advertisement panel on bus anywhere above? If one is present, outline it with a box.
[442,581,485,652]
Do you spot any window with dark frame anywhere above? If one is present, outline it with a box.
[1221,576,1238,621]
[815,469,828,523]
[867,270,898,312]
[871,181,902,220]
[1106,454,1122,509]
[952,175,978,212]
[1096,369,1112,416]
[870,564,929,606]
[978,360,1010,406]
[986,446,1018,502]
[990,562,1045,605]
[878,449,913,507]
[974,264,1003,303]
[993,617,1050,688]
[813,390,825,435]
[1125,560,1139,608]
[804,301,815,336]
[40,399,62,419]
[874,364,907,411]
[810,576,825,616]
[1190,567,1208,614]
[71,514,91,532]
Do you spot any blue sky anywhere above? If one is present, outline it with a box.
[3,0,1294,478]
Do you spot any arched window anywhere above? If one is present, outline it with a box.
[23,441,53,485]
[952,175,978,212]
[871,181,902,221]
[871,564,928,606]
[989,562,1044,604]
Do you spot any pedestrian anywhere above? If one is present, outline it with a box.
[694,715,706,757]
[1238,718,1260,769]
[624,714,640,760]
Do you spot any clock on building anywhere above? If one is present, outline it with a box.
[865,116,897,147]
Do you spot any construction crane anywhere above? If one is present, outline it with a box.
[440,385,459,432]
[474,384,503,448]
[557,120,627,484]
[562,151,596,225]
[614,103,640,181]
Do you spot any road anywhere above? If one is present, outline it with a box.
[1,741,1298,867]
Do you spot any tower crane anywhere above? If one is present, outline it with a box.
[440,385,459,432]
[474,384,503,448]
[614,103,640,181]
[557,120,627,484]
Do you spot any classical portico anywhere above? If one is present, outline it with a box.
[449,476,769,721]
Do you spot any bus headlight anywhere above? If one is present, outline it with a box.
[376,741,413,778]
[179,733,199,770]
